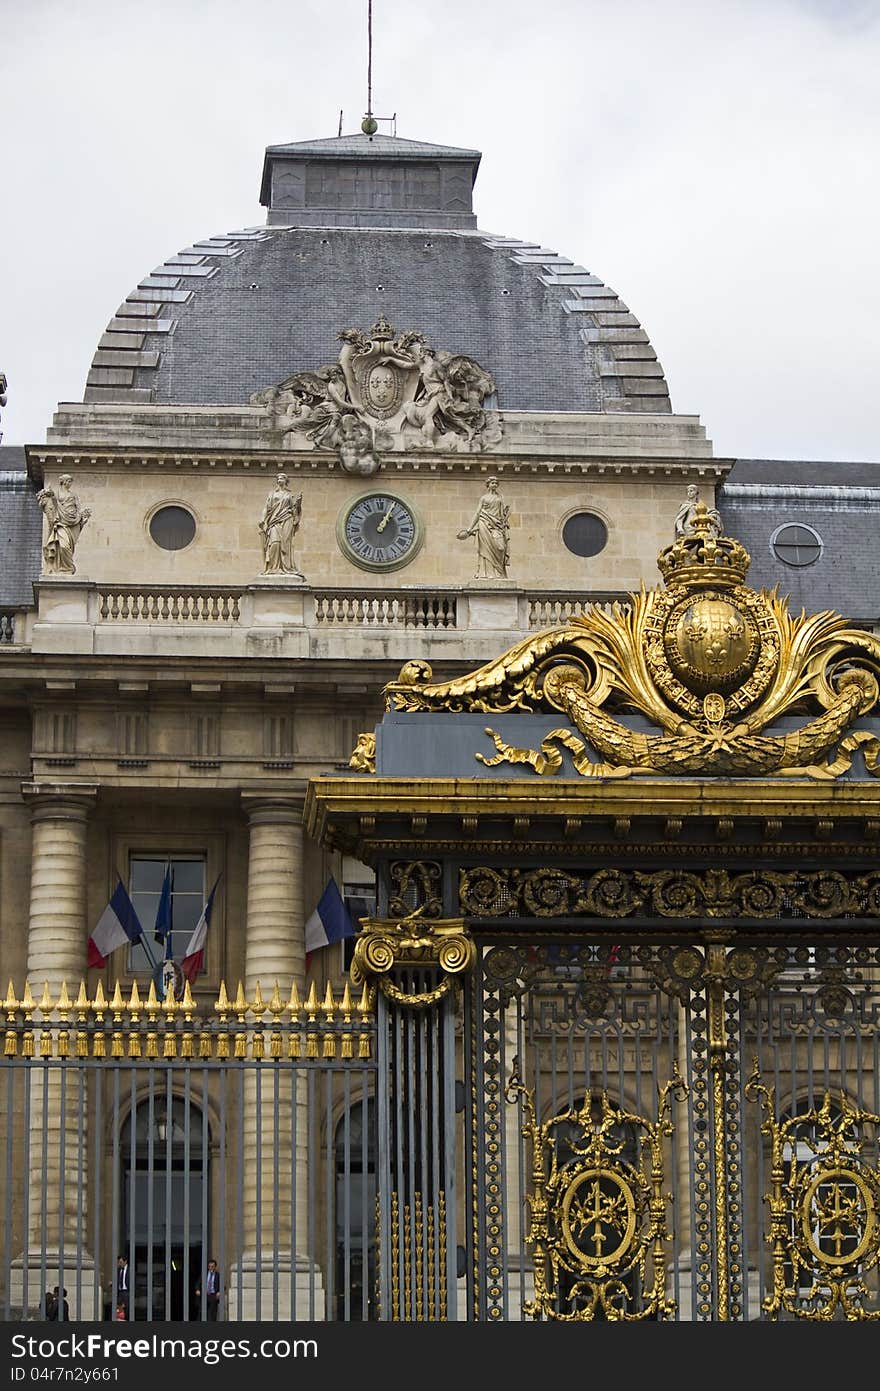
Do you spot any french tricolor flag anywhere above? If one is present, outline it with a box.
[87,879,144,969]
[305,878,356,964]
[181,876,221,984]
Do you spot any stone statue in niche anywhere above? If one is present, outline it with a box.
[674,483,721,539]
[259,472,304,579]
[457,476,511,578]
[37,474,91,574]
[251,318,502,466]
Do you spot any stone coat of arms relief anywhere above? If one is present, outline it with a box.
[251,318,502,474]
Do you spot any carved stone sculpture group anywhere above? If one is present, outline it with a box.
[251,318,502,471]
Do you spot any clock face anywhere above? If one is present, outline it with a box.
[338,492,422,572]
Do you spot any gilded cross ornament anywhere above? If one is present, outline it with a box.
[381,502,880,780]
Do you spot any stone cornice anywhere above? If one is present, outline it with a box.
[27,443,726,487]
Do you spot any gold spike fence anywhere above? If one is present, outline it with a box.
[1,977,376,1062]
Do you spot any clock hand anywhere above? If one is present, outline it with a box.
[376,504,395,534]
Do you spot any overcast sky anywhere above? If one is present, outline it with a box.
[1,0,878,461]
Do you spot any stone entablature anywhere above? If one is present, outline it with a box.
[44,405,713,460]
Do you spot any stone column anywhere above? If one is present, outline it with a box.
[11,783,100,1319]
[229,792,323,1319]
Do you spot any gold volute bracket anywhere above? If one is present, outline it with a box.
[350,908,476,1009]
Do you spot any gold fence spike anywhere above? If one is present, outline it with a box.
[21,983,35,1059]
[357,983,373,1058]
[146,980,159,1010]
[305,981,319,1015]
[321,981,337,1057]
[340,980,354,1059]
[286,981,301,1016]
[55,981,71,1058]
[127,980,141,1011]
[182,979,195,1011]
[74,980,89,1057]
[216,980,230,1013]
[234,981,248,1014]
[4,982,18,1057]
[39,985,54,1054]
[270,982,283,1013]
[93,980,107,1010]
[110,981,124,1011]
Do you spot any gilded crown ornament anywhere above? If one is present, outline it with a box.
[377,492,880,781]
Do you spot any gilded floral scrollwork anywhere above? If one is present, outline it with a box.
[382,506,880,780]
[458,866,880,924]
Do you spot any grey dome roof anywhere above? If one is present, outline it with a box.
[84,134,671,415]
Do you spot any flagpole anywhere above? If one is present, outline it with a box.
[140,931,159,972]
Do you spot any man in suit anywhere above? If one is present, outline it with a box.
[196,1259,221,1320]
[115,1256,130,1318]
[51,1287,69,1322]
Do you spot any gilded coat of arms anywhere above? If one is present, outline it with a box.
[375,497,880,782]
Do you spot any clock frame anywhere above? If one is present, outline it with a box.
[337,491,423,572]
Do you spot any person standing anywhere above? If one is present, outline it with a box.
[49,1287,69,1321]
[196,1258,221,1320]
[115,1255,130,1318]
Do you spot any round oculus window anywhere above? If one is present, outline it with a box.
[562,512,608,558]
[149,505,196,551]
[770,522,822,567]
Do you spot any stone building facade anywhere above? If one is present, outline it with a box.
[1,127,879,1323]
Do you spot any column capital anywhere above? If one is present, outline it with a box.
[241,789,307,827]
[21,782,98,823]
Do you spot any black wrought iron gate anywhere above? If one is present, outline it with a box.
[459,932,880,1322]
